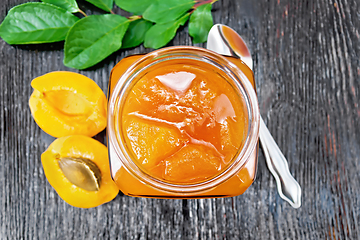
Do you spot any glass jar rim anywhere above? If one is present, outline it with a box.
[108,46,260,194]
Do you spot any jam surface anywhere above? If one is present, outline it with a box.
[120,59,248,184]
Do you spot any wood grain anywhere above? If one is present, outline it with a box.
[1,0,359,239]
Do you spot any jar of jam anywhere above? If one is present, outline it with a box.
[107,46,260,198]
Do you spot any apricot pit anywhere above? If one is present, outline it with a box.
[29,71,107,137]
[58,157,101,191]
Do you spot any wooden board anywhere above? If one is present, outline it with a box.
[1,0,359,239]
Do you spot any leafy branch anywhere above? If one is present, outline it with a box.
[0,0,217,70]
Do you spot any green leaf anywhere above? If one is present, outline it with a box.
[84,0,113,12]
[143,0,195,24]
[114,0,152,15]
[41,0,79,13]
[121,19,153,49]
[64,14,129,69]
[0,3,79,44]
[188,3,213,43]
[144,13,189,49]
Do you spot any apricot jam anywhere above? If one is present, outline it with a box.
[107,46,260,198]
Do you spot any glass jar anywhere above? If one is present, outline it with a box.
[107,46,259,198]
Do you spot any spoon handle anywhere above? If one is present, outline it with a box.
[259,117,301,208]
[207,24,301,208]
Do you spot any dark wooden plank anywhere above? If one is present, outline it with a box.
[1,0,360,239]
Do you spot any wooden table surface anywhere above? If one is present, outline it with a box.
[1,0,359,239]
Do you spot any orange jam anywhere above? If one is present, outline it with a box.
[108,47,259,198]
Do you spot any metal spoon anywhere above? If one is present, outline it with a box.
[207,24,301,208]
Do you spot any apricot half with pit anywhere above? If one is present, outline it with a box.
[41,135,118,208]
[29,71,107,137]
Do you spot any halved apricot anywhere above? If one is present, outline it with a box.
[41,135,118,208]
[29,71,107,137]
